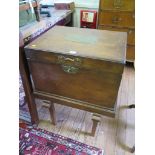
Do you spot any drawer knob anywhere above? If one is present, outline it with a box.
[58,55,82,74]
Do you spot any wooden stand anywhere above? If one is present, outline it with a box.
[90,114,101,136]
[42,101,57,125]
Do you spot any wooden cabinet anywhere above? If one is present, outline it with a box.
[25,26,127,134]
[98,0,135,62]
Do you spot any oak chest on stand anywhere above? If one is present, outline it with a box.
[25,26,127,136]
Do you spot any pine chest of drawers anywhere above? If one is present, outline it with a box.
[25,26,127,135]
[98,0,135,62]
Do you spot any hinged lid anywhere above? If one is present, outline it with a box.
[25,26,127,63]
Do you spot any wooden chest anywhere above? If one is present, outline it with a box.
[25,26,127,118]
[98,0,135,62]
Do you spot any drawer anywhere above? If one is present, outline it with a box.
[98,11,135,28]
[25,50,124,109]
[126,45,135,61]
[98,26,135,45]
[100,0,135,11]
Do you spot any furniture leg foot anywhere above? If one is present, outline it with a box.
[90,114,101,136]
[128,104,135,109]
[42,101,57,125]
[131,145,135,153]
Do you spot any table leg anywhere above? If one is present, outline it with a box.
[34,0,41,22]
[19,47,39,125]
[42,101,57,125]
[90,114,101,136]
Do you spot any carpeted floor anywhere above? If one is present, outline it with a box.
[20,124,104,155]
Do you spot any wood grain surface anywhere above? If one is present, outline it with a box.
[25,26,127,63]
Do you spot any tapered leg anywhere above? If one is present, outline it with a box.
[34,1,41,22]
[42,101,57,125]
[90,114,101,136]
[49,103,57,125]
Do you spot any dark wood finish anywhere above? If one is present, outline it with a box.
[25,26,127,63]
[34,91,116,117]
[42,101,57,125]
[25,50,124,74]
[19,0,40,22]
[27,57,122,109]
[128,104,135,109]
[24,26,126,134]
[19,32,39,124]
[19,46,39,125]
[98,0,135,62]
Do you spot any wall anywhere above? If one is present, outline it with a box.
[41,0,99,8]
[40,0,100,27]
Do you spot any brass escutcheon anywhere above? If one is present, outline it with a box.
[57,55,82,74]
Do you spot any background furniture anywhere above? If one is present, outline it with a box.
[98,0,135,62]
[24,26,127,135]
[19,0,41,23]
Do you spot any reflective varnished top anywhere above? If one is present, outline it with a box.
[25,26,127,63]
